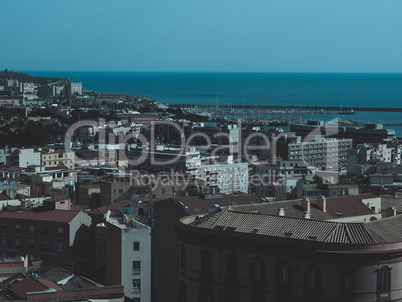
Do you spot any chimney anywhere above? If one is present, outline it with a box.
[385,207,396,218]
[317,195,327,213]
[304,211,311,219]
[278,208,285,217]
[302,197,311,212]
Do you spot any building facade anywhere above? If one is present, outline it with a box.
[177,204,402,302]
[105,204,152,302]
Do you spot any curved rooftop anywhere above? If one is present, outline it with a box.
[182,207,402,246]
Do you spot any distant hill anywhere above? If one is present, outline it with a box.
[0,69,63,86]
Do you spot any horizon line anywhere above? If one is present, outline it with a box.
[15,70,402,75]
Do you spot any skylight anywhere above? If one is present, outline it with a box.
[193,208,201,213]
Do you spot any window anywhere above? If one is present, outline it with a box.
[29,240,34,247]
[0,224,6,233]
[377,266,391,293]
[307,270,317,289]
[100,234,106,244]
[14,238,20,247]
[340,269,354,292]
[1,238,6,247]
[249,258,266,290]
[14,224,20,234]
[275,261,292,295]
[57,227,63,238]
[118,189,123,195]
[133,261,141,274]
[132,279,141,293]
[304,265,321,298]
[29,226,35,235]
[57,242,63,252]
[254,262,262,281]
[133,242,140,250]
[42,226,48,236]
[226,254,239,288]
[100,250,106,259]
[200,250,213,284]
[279,265,289,285]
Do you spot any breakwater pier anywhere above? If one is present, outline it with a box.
[174,104,402,112]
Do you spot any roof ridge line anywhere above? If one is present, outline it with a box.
[323,223,345,243]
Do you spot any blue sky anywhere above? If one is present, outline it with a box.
[1,0,402,72]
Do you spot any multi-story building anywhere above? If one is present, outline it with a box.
[117,113,159,127]
[105,201,152,302]
[25,166,77,197]
[277,134,352,170]
[254,159,312,199]
[0,266,124,301]
[290,121,396,147]
[18,148,41,168]
[177,194,402,302]
[19,82,36,94]
[99,172,132,206]
[0,199,92,265]
[40,148,75,170]
[67,81,82,96]
[129,147,249,194]
[0,96,25,107]
[197,161,249,194]
[153,194,263,302]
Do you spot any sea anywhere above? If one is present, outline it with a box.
[28,72,402,135]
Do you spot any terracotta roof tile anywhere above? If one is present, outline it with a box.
[168,194,262,215]
[323,193,376,218]
[0,210,79,223]
[191,209,385,245]
[88,206,108,215]
[8,276,63,299]
[0,194,11,201]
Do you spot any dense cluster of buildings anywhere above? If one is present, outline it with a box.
[1,71,402,301]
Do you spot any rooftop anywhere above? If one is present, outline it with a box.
[188,207,393,245]
[155,194,262,216]
[0,210,79,223]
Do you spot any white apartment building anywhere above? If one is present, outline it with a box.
[106,204,152,302]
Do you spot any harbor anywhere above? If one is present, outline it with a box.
[177,103,402,135]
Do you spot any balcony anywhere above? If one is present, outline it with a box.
[132,288,140,294]
[0,245,22,252]
[39,248,64,256]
